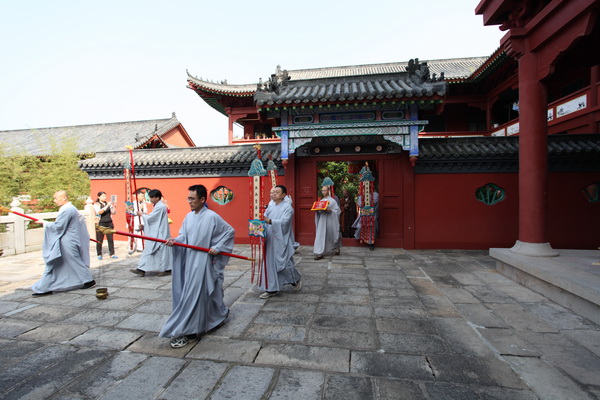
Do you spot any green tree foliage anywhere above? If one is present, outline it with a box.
[0,138,90,211]
[317,161,360,198]
[0,144,40,207]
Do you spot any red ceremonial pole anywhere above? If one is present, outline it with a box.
[99,227,254,261]
[0,205,99,243]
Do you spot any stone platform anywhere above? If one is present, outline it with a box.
[491,248,600,325]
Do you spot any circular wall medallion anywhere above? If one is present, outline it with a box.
[334,147,340,153]
[376,145,383,152]
[355,146,361,152]
[314,148,321,154]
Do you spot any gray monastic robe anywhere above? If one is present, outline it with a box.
[260,200,301,292]
[159,207,234,338]
[33,202,93,293]
[313,195,342,255]
[137,200,172,272]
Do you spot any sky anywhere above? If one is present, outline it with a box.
[0,0,505,147]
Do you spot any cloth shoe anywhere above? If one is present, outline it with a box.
[32,291,53,297]
[82,280,96,289]
[97,256,102,260]
[130,269,145,277]
[157,270,172,277]
[314,254,323,260]
[170,336,189,349]
[110,255,118,259]
[259,291,278,299]
[293,279,302,292]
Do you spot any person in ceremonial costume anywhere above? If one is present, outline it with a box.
[259,185,302,299]
[32,190,95,296]
[130,189,172,277]
[353,190,379,250]
[313,185,342,260]
[339,188,357,238]
[160,184,235,349]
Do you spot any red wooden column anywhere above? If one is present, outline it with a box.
[477,0,597,256]
[517,51,549,244]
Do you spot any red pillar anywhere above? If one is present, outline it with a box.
[517,52,548,243]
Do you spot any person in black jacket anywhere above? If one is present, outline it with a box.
[94,192,117,260]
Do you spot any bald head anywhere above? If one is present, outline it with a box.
[53,191,69,207]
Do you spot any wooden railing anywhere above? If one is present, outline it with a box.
[421,85,597,138]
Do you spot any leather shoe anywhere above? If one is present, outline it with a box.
[157,270,171,277]
[130,269,145,277]
[314,255,323,260]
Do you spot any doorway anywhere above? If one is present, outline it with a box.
[294,153,407,248]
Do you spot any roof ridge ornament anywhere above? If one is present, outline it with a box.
[257,64,291,93]
[407,58,444,83]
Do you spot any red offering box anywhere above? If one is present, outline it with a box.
[311,200,329,211]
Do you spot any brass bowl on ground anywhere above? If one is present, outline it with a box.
[95,287,108,300]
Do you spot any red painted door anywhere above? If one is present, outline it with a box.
[293,154,405,248]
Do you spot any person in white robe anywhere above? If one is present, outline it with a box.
[160,184,235,349]
[133,191,148,251]
[130,189,172,277]
[259,185,302,299]
[32,190,95,296]
[313,185,342,260]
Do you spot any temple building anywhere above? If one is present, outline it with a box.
[0,113,194,156]
[80,0,600,251]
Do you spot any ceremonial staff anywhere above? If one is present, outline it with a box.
[96,225,254,261]
[0,205,99,243]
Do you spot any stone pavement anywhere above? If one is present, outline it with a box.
[1,243,600,399]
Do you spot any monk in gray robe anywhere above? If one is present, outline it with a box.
[160,184,234,349]
[32,190,95,296]
[130,189,172,277]
[313,185,342,260]
[259,185,302,299]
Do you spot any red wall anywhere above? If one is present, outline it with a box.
[90,176,273,244]
[547,172,600,249]
[90,169,600,250]
[414,171,600,250]
[415,173,519,249]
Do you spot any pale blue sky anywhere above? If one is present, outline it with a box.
[0,0,505,146]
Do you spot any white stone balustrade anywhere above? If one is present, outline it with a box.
[0,197,95,256]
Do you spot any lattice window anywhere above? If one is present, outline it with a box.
[582,182,600,203]
[210,186,234,205]
[475,183,505,205]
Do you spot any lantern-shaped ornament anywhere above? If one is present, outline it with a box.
[247,146,268,285]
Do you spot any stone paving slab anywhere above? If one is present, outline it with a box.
[1,244,600,399]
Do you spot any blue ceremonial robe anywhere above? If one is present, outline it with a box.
[33,202,93,293]
[313,195,342,255]
[260,201,301,292]
[159,207,235,338]
[137,200,172,272]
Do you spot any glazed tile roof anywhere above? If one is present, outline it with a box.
[417,134,600,173]
[79,143,282,178]
[0,114,184,156]
[254,73,447,106]
[80,134,600,178]
[186,56,488,96]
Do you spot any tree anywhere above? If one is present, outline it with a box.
[0,138,90,211]
[317,161,360,198]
